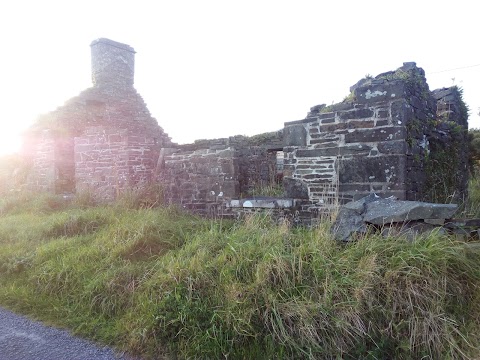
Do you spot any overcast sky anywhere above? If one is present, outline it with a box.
[0,0,478,154]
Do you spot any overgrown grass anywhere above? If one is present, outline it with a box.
[247,182,284,197]
[466,175,480,217]
[0,194,479,359]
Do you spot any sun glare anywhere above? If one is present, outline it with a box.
[0,133,22,156]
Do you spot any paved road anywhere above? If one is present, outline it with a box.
[0,307,135,360]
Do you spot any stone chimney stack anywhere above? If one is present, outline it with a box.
[90,38,136,87]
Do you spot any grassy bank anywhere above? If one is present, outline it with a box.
[0,193,480,359]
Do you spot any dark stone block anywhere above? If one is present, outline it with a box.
[284,124,307,146]
[306,104,326,118]
[377,141,407,154]
[376,120,389,127]
[319,123,347,132]
[341,144,373,156]
[344,127,406,143]
[354,82,406,104]
[318,113,334,119]
[391,100,414,124]
[320,120,374,132]
[339,155,406,184]
[315,159,335,164]
[304,174,333,180]
[310,141,338,148]
[309,134,340,143]
[331,207,366,241]
[338,108,374,120]
[297,144,372,157]
[297,148,340,157]
[364,199,458,225]
[221,180,239,198]
[338,184,371,192]
[350,120,376,129]
[320,117,335,124]
[283,177,308,199]
[376,109,389,118]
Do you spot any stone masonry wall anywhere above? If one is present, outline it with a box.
[54,135,75,194]
[75,127,130,200]
[27,130,56,192]
[160,147,238,215]
[157,132,283,214]
[25,40,469,222]
[283,63,469,216]
[283,90,410,214]
[25,39,172,199]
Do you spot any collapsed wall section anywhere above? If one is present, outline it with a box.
[157,133,283,215]
[283,81,411,214]
[424,86,469,202]
[283,62,469,213]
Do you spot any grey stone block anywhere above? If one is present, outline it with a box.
[332,194,458,241]
[364,200,458,225]
[284,177,309,199]
[284,124,307,146]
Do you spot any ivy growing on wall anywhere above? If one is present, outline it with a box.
[423,122,467,203]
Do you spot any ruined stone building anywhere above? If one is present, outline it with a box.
[24,39,172,200]
[24,39,469,222]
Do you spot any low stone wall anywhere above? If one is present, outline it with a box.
[75,126,130,200]
[160,147,238,215]
[158,133,283,214]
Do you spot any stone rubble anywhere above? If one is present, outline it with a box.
[332,194,459,241]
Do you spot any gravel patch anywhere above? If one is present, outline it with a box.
[0,307,136,360]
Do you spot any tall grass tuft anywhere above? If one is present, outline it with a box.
[466,176,480,217]
[115,183,165,209]
[0,194,479,358]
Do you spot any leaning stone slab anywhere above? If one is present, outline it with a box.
[331,207,367,242]
[332,193,381,241]
[344,192,381,214]
[364,199,457,225]
[331,194,458,241]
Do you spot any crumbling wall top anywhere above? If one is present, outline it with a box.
[90,38,136,53]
